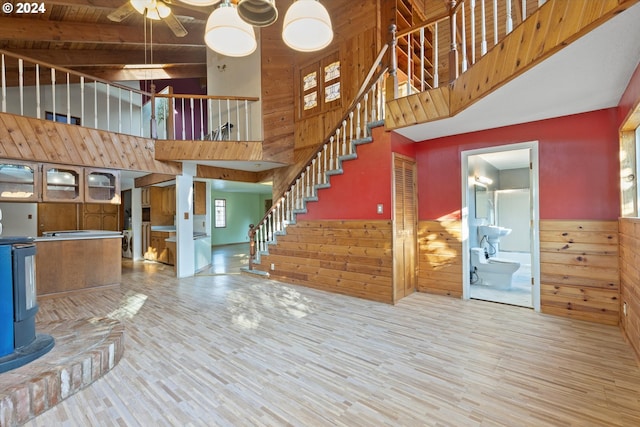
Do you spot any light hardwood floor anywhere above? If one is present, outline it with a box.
[25,257,640,426]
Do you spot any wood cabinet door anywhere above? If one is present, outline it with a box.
[38,203,79,235]
[83,214,103,230]
[194,182,206,215]
[102,214,119,231]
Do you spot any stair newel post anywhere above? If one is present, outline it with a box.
[316,152,322,186]
[248,224,255,269]
[449,1,459,83]
[356,103,362,140]
[323,144,328,183]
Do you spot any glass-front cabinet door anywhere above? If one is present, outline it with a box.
[42,164,83,202]
[85,168,120,204]
[0,161,40,202]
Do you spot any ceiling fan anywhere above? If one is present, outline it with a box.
[108,0,188,37]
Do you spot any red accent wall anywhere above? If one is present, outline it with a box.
[619,62,640,124]
[298,126,413,220]
[415,109,621,220]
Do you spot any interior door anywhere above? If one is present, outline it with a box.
[393,154,417,302]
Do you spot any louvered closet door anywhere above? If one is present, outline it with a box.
[393,154,417,302]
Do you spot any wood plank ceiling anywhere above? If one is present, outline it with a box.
[0,0,215,82]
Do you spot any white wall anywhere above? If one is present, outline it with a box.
[0,203,37,236]
[206,36,262,141]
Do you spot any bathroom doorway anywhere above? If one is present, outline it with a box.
[461,142,540,311]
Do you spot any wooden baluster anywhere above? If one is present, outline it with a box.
[311,158,316,196]
[36,65,42,119]
[199,99,204,140]
[245,99,249,141]
[226,98,231,140]
[480,0,487,55]
[341,120,347,156]
[51,68,55,122]
[356,102,362,139]
[1,54,5,113]
[118,87,122,133]
[420,27,425,91]
[522,0,526,22]
[306,165,311,198]
[18,59,23,115]
[106,84,110,131]
[363,93,369,136]
[349,111,354,151]
[406,32,412,95]
[433,22,439,88]
[506,0,513,34]
[449,1,459,83]
[329,136,335,169]
[317,152,322,185]
[470,0,476,64]
[493,0,498,46]
[323,144,328,183]
[461,2,467,73]
[129,91,134,136]
[296,177,302,209]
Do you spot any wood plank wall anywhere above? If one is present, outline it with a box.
[417,220,463,297]
[254,220,394,304]
[0,112,181,175]
[620,218,640,359]
[540,220,620,325]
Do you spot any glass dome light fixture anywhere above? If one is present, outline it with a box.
[204,0,257,57]
[282,0,333,52]
[130,0,171,21]
[177,0,218,6]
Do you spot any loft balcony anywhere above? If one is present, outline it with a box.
[385,0,640,139]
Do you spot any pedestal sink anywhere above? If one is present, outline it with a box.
[478,225,512,243]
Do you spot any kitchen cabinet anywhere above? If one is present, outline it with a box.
[37,203,78,236]
[161,186,176,216]
[85,168,120,204]
[42,164,83,202]
[82,203,119,231]
[147,231,174,265]
[150,186,174,225]
[0,161,40,202]
[141,186,151,207]
[193,181,206,215]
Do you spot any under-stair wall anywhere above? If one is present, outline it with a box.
[252,126,411,304]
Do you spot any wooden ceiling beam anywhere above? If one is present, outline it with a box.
[4,48,206,67]
[44,0,215,20]
[0,17,205,47]
[76,64,208,81]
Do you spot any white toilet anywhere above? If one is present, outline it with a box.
[470,247,520,289]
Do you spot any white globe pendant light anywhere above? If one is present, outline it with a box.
[204,1,257,57]
[282,0,333,52]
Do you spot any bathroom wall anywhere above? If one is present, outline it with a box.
[468,156,499,249]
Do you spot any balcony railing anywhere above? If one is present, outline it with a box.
[0,49,259,142]
[391,0,544,96]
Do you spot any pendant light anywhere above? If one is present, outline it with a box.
[282,0,333,52]
[178,0,217,5]
[204,0,257,57]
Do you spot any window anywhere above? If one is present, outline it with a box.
[299,52,340,119]
[214,199,226,228]
[45,111,81,125]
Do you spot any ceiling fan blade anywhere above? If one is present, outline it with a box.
[163,13,188,38]
[107,3,136,22]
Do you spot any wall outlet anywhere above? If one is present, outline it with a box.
[270,263,275,271]
[377,204,383,214]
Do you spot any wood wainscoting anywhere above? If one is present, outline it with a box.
[255,220,394,304]
[417,220,463,297]
[620,218,640,358]
[540,220,620,325]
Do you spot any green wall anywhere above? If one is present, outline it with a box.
[210,190,272,245]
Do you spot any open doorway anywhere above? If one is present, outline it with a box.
[461,142,540,310]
